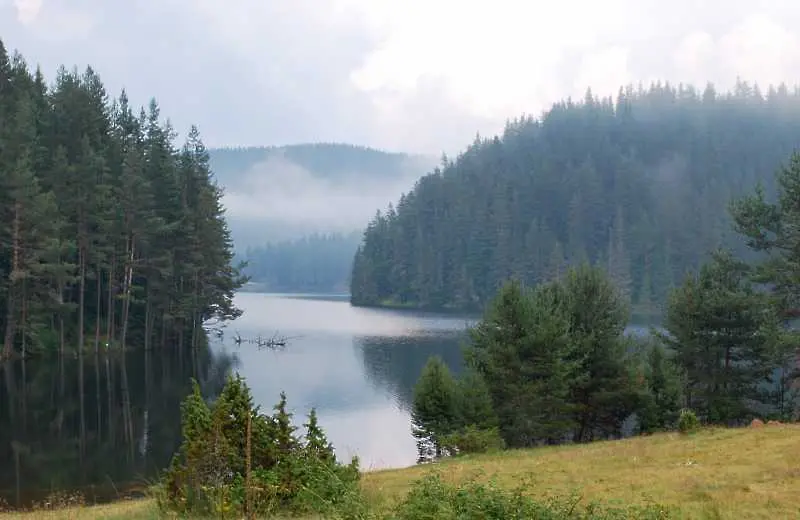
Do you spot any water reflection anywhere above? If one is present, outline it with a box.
[0,293,659,507]
[355,331,466,411]
[0,344,236,508]
[211,293,470,470]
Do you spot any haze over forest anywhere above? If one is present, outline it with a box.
[4,2,800,297]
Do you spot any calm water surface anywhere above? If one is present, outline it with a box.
[215,293,473,470]
[0,293,652,507]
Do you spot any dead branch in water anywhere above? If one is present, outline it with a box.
[232,331,301,350]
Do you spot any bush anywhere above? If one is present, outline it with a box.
[677,409,700,434]
[439,425,505,456]
[159,375,364,518]
[389,473,674,519]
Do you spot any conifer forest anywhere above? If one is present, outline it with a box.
[351,82,800,315]
[0,38,245,360]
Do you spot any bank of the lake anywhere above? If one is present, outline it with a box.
[4,424,798,519]
[0,292,656,510]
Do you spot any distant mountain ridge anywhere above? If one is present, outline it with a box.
[208,142,437,250]
[209,143,435,189]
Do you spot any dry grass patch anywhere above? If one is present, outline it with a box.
[3,425,799,519]
[0,499,158,520]
[362,424,800,518]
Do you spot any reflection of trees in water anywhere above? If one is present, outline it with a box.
[355,331,466,411]
[0,341,237,508]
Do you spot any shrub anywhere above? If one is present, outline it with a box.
[439,425,505,456]
[677,409,700,434]
[389,473,674,519]
[159,375,363,518]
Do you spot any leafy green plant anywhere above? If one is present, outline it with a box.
[159,374,363,518]
[388,473,674,519]
[677,409,700,434]
[439,425,505,456]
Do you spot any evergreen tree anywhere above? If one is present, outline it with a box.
[466,280,575,447]
[658,250,782,425]
[637,341,684,434]
[455,369,497,431]
[557,265,640,442]
[411,356,460,462]
[0,38,245,359]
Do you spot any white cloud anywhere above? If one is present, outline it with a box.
[717,14,800,87]
[342,0,800,149]
[13,0,41,25]
[4,1,800,154]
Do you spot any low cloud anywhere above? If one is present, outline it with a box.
[219,151,434,244]
[2,1,800,156]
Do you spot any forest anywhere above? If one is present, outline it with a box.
[0,38,245,360]
[410,148,800,461]
[241,231,360,293]
[351,81,800,316]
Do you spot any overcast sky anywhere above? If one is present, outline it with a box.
[3,0,800,155]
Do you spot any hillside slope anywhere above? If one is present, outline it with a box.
[6,425,799,519]
[350,82,800,314]
[361,425,800,519]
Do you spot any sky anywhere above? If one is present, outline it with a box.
[2,0,800,156]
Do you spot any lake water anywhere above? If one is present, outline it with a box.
[0,293,652,507]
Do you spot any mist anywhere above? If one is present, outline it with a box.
[215,149,436,248]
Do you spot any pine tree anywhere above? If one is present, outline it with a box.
[411,356,460,462]
[558,264,639,442]
[638,342,684,433]
[658,250,781,425]
[303,408,335,463]
[466,280,575,447]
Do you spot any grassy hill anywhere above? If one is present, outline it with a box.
[4,425,799,519]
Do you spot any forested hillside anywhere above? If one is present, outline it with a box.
[242,231,360,293]
[207,144,436,247]
[0,39,244,358]
[351,82,800,315]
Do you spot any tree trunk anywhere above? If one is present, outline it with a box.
[21,276,28,358]
[3,203,21,358]
[94,267,103,433]
[78,245,86,351]
[105,353,114,443]
[120,236,135,351]
[94,267,102,353]
[3,292,16,359]
[106,260,115,347]
[144,299,152,351]
[78,247,86,460]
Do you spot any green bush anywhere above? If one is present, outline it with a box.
[389,473,674,519]
[439,425,505,456]
[159,375,364,518]
[677,409,700,434]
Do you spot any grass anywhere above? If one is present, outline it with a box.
[3,424,800,519]
[0,498,158,520]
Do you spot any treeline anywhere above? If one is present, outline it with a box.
[411,153,800,459]
[242,231,360,293]
[208,143,431,189]
[0,39,245,359]
[351,81,800,314]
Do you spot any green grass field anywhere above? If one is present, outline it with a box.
[3,424,799,519]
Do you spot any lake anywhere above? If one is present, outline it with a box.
[0,293,652,507]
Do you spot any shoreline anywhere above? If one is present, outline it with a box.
[3,425,799,518]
